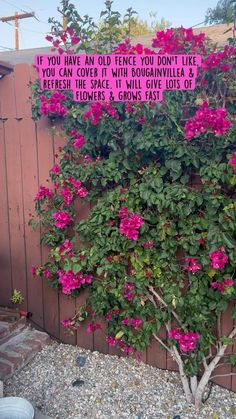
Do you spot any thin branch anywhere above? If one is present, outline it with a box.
[210,373,236,380]
[203,356,208,370]
[153,333,173,354]
[149,286,183,326]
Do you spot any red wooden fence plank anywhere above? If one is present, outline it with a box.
[35,117,60,338]
[0,121,12,306]
[18,117,44,326]
[59,294,76,344]
[76,291,93,350]
[147,326,167,369]
[14,64,32,118]
[212,304,234,389]
[3,118,27,310]
[93,318,109,355]
[0,72,16,119]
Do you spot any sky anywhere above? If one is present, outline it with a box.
[0,0,219,50]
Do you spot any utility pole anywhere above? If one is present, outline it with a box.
[0,12,35,50]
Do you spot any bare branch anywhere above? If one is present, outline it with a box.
[152,333,172,354]
[210,373,236,380]
[149,286,183,326]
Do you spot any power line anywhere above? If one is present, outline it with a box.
[0,44,14,50]
[0,0,27,13]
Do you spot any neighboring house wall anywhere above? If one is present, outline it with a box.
[0,63,235,392]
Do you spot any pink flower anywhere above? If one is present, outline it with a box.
[35,185,53,201]
[124,282,135,291]
[61,187,73,206]
[84,102,119,125]
[152,27,206,54]
[123,344,134,354]
[76,187,89,198]
[143,241,155,249]
[130,318,143,328]
[169,329,200,352]
[124,292,134,301]
[61,319,72,327]
[122,316,130,326]
[119,210,144,241]
[71,36,80,44]
[51,164,60,175]
[168,329,182,340]
[53,211,71,229]
[58,270,81,294]
[74,134,85,149]
[211,278,233,294]
[105,311,112,321]
[45,35,53,42]
[118,207,129,218]
[86,322,102,333]
[229,152,236,172]
[106,336,118,346]
[40,92,67,117]
[43,268,52,279]
[185,257,201,273]
[210,248,228,269]
[202,45,236,71]
[184,102,232,140]
[31,265,38,277]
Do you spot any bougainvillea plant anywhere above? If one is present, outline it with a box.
[30,0,236,409]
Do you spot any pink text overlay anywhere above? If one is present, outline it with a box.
[35,54,202,102]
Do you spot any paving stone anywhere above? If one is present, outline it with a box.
[0,319,50,380]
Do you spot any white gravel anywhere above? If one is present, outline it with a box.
[3,342,236,419]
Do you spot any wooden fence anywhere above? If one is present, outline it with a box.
[0,64,235,392]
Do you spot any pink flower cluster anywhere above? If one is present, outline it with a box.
[122,317,143,328]
[113,39,156,55]
[57,269,93,294]
[106,336,135,354]
[45,26,80,55]
[143,241,155,248]
[168,329,200,352]
[86,321,102,333]
[202,45,236,71]
[61,187,73,206]
[84,102,119,125]
[67,176,89,198]
[185,257,201,273]
[58,239,74,257]
[123,282,135,301]
[211,278,234,294]
[51,164,60,175]
[209,248,228,270]
[118,207,144,241]
[105,309,120,321]
[229,152,236,172]
[71,129,85,150]
[152,27,206,54]
[40,92,67,117]
[184,102,232,140]
[34,185,53,201]
[61,319,73,327]
[52,211,71,229]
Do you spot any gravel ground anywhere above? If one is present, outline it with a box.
[3,342,236,419]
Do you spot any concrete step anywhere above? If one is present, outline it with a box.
[0,323,50,380]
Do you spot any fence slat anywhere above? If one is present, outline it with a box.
[76,291,93,350]
[35,117,60,338]
[18,117,43,326]
[3,118,27,310]
[0,121,12,306]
